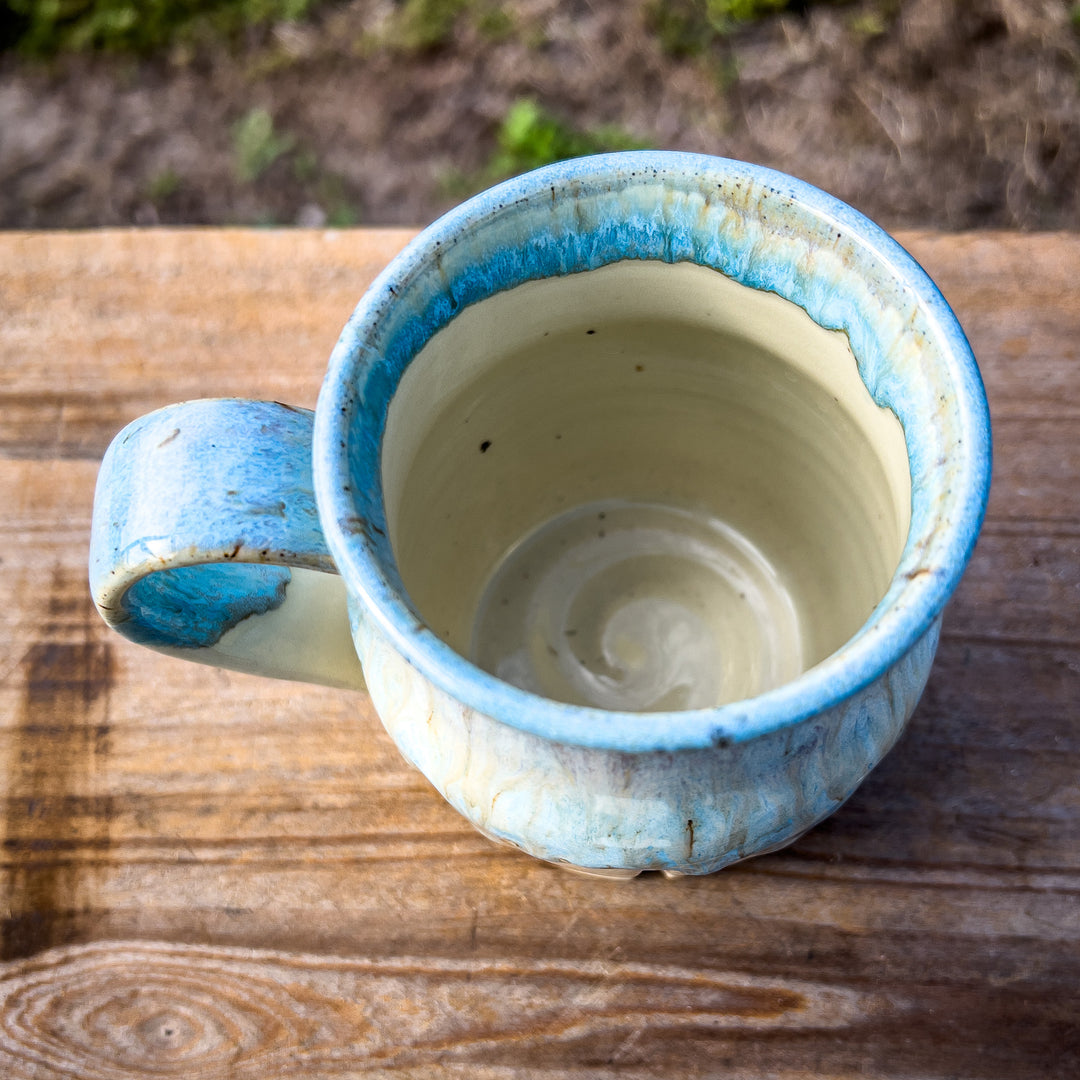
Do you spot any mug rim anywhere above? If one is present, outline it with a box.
[314,151,992,752]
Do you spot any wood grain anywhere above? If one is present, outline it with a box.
[1,229,1077,1078]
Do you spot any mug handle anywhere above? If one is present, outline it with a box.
[89,398,367,690]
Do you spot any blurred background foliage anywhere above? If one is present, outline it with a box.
[0,0,844,55]
[1,0,315,54]
[487,98,652,178]
[1,0,1078,230]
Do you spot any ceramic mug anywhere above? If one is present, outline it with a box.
[90,152,991,877]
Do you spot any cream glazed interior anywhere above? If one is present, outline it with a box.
[382,259,911,713]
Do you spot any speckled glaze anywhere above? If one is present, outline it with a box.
[91,153,992,875]
[91,399,366,689]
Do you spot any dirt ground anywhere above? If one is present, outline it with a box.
[2,0,1079,232]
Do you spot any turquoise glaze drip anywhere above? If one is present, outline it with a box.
[121,563,290,648]
[91,399,334,651]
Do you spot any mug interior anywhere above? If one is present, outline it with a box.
[317,152,991,748]
[382,259,910,712]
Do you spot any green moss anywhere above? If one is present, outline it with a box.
[232,107,295,183]
[3,0,317,57]
[385,0,469,53]
[847,0,900,37]
[315,171,360,226]
[440,99,652,200]
[645,0,836,57]
[488,98,652,179]
[291,147,319,183]
[645,0,710,57]
[474,5,513,42]
[848,11,886,36]
[146,166,182,202]
[707,0,789,26]
[713,52,739,92]
[325,201,360,228]
[370,0,524,55]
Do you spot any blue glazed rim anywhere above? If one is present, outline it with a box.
[314,151,992,752]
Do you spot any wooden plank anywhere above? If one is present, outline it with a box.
[1,230,1077,1079]
[0,939,1072,1080]
[0,228,414,459]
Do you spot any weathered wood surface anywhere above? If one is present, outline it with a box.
[0,229,1077,1079]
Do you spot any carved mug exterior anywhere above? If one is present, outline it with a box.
[90,153,991,876]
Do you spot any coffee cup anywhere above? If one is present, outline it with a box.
[90,152,992,876]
